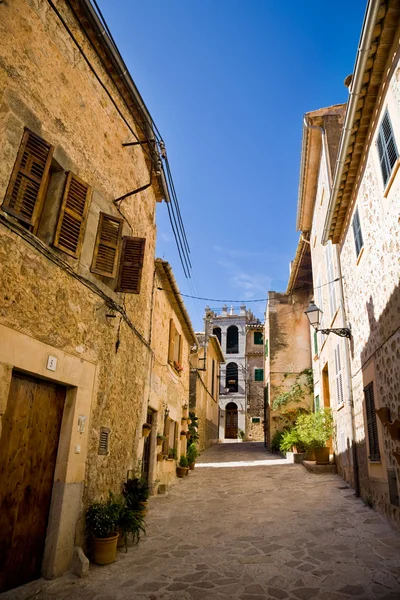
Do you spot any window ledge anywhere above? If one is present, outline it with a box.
[383,157,400,198]
[356,246,364,266]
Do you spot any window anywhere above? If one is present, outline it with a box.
[313,330,318,355]
[254,331,263,345]
[364,382,380,462]
[168,319,182,368]
[325,242,337,319]
[377,110,398,186]
[255,368,264,382]
[352,207,364,259]
[53,172,92,258]
[91,212,123,277]
[2,129,53,228]
[226,325,239,353]
[213,327,221,344]
[252,417,261,424]
[334,345,343,406]
[162,417,178,456]
[226,362,238,392]
[116,236,146,293]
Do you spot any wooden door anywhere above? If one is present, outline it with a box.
[225,407,238,439]
[0,373,66,593]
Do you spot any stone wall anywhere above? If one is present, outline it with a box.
[0,0,159,575]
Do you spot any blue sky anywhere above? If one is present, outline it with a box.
[99,0,366,331]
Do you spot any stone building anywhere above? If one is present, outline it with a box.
[245,322,265,441]
[0,0,171,591]
[264,282,313,448]
[189,332,225,452]
[147,259,197,487]
[294,0,400,529]
[207,305,264,441]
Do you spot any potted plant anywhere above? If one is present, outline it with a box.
[157,452,164,462]
[156,433,166,446]
[122,477,150,516]
[108,493,146,551]
[296,408,333,464]
[86,500,118,565]
[279,428,306,454]
[187,412,199,445]
[180,430,187,440]
[181,417,187,425]
[177,455,188,477]
[142,423,152,438]
[186,443,198,470]
[167,447,177,460]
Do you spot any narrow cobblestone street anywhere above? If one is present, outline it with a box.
[4,443,400,600]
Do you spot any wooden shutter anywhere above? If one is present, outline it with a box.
[91,212,123,277]
[364,382,380,462]
[377,111,399,185]
[2,129,53,227]
[53,172,91,258]
[352,208,364,258]
[168,320,176,364]
[116,236,146,293]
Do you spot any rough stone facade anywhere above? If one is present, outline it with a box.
[189,333,224,452]
[339,54,400,528]
[245,325,265,441]
[0,0,165,584]
[265,291,313,447]
[147,260,197,488]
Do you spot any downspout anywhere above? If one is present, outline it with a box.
[321,0,380,244]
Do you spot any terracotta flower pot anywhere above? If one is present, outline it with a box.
[189,462,195,470]
[176,466,187,478]
[142,425,151,438]
[315,447,330,464]
[92,533,118,565]
[138,501,148,516]
[185,467,189,476]
[157,453,164,462]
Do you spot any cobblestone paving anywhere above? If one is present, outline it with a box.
[3,443,400,600]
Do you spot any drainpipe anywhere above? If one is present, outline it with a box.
[321,0,381,244]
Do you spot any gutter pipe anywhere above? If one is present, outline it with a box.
[321,0,381,245]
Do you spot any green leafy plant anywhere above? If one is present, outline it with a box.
[86,500,117,539]
[270,430,285,452]
[179,455,188,468]
[186,443,198,465]
[295,408,333,449]
[168,447,178,460]
[122,477,149,511]
[279,428,306,453]
[272,368,313,411]
[238,429,245,440]
[157,433,166,442]
[188,412,199,445]
[108,492,146,550]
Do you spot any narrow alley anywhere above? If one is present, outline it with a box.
[4,443,400,600]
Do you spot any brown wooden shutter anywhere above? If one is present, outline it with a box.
[53,172,92,258]
[116,236,146,293]
[168,319,176,363]
[2,129,53,227]
[91,212,123,277]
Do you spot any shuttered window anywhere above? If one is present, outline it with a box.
[377,110,398,186]
[364,382,380,462]
[254,331,263,345]
[53,172,91,258]
[352,207,364,258]
[334,344,343,406]
[91,212,123,277]
[168,320,182,365]
[255,368,264,382]
[2,129,53,227]
[116,236,146,294]
[315,395,320,412]
[313,330,318,355]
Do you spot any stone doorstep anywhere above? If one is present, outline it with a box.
[302,460,337,474]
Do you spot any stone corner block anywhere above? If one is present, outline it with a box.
[70,546,89,578]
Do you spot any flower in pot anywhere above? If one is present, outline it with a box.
[86,500,118,565]
[167,447,177,460]
[186,443,198,470]
[180,430,187,440]
[156,433,166,446]
[122,477,150,516]
[295,408,333,464]
[142,423,152,438]
[177,455,188,478]
[108,493,146,551]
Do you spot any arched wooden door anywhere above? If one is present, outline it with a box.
[225,402,238,439]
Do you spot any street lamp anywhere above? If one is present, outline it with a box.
[304,301,351,339]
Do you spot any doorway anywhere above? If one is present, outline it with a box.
[0,372,66,593]
[225,402,238,439]
[142,410,153,481]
